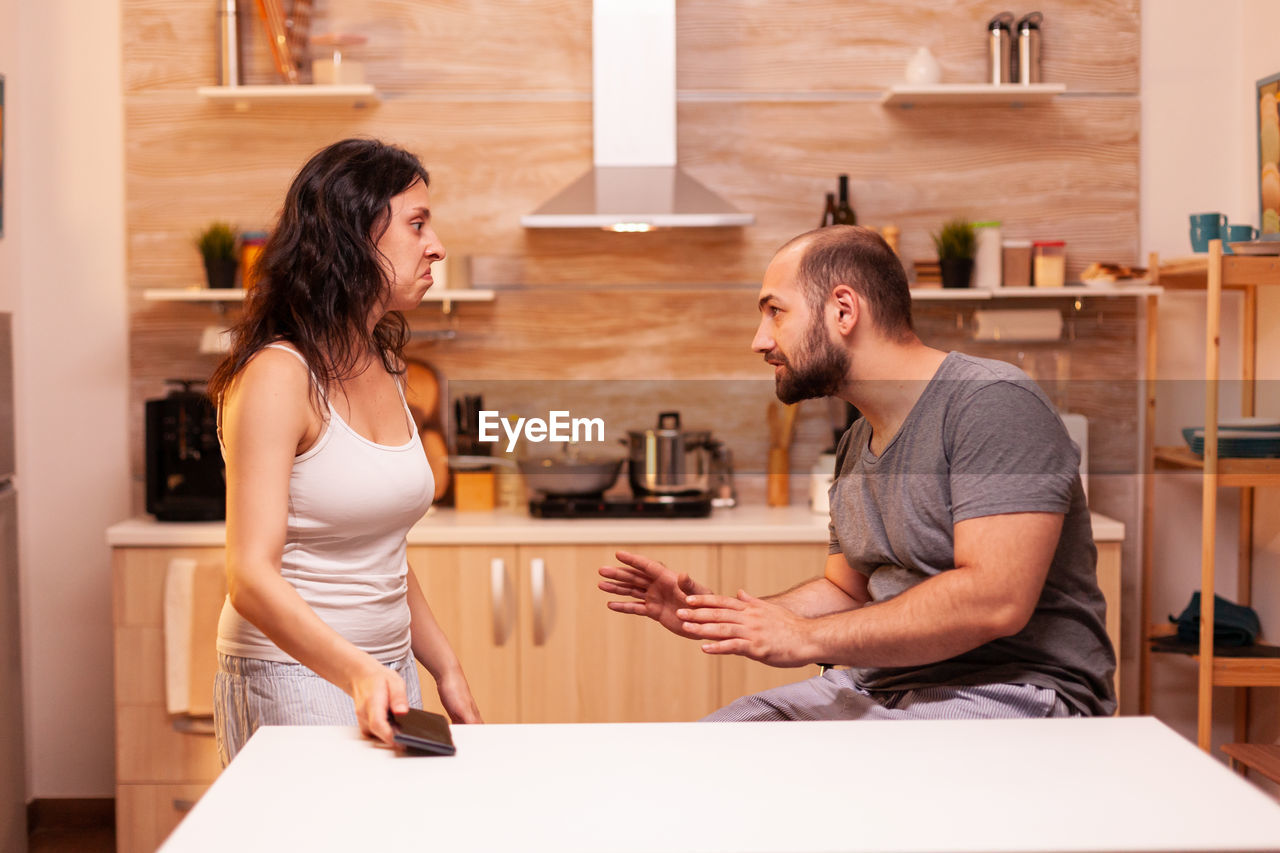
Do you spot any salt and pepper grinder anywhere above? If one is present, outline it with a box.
[1015,12,1043,84]
[217,0,241,87]
[987,12,1015,85]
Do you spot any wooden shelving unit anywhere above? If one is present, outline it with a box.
[1141,242,1280,752]
[880,82,1065,107]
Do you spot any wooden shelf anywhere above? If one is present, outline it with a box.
[1222,743,1280,784]
[909,284,1160,301]
[196,84,380,108]
[1149,639,1280,687]
[144,288,495,304]
[880,83,1065,107]
[1153,445,1280,486]
[1157,254,1280,289]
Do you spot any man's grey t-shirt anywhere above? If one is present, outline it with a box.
[827,351,1116,715]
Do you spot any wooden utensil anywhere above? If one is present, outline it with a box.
[404,358,449,500]
[766,401,800,507]
[255,0,298,83]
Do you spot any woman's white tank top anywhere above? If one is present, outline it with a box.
[216,343,434,664]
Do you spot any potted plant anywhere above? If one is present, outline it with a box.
[196,222,238,289]
[932,217,976,289]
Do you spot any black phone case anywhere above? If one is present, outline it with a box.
[389,708,457,756]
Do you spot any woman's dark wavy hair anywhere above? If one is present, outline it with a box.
[208,138,429,409]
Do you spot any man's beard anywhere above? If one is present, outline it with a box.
[773,317,849,404]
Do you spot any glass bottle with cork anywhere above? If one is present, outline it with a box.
[834,174,857,225]
[819,193,837,227]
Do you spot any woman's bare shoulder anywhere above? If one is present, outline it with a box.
[227,345,313,406]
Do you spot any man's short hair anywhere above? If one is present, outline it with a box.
[782,225,914,340]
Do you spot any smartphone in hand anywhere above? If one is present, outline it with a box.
[388,707,457,756]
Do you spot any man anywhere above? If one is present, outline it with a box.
[599,225,1115,721]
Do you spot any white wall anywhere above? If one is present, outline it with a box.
[0,0,20,310]
[1141,0,1280,759]
[13,0,129,797]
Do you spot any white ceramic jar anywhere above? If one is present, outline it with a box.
[904,47,941,85]
[973,221,1003,289]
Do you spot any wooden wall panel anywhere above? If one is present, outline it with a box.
[127,96,1137,290]
[124,0,592,93]
[123,0,1145,528]
[124,0,1139,95]
[678,0,1140,93]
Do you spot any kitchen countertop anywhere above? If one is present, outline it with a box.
[159,718,1280,853]
[107,505,1125,547]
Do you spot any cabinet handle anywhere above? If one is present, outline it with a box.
[172,799,196,813]
[530,557,547,646]
[490,557,511,646]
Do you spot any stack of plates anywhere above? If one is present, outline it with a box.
[1182,417,1280,457]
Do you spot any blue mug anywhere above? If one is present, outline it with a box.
[1226,223,1258,244]
[1189,212,1226,253]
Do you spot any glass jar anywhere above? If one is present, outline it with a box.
[494,414,527,512]
[1032,239,1066,288]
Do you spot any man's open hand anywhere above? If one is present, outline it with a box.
[598,550,713,640]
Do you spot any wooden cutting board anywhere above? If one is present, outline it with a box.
[404,358,450,499]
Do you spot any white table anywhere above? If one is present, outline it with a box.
[160,718,1280,853]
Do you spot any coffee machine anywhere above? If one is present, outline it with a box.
[145,379,225,521]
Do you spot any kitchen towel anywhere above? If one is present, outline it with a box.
[164,557,227,716]
[1170,591,1261,647]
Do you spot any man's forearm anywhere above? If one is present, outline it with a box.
[803,567,1017,668]
[764,576,860,618]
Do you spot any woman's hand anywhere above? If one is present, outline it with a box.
[349,660,410,745]
[436,668,483,724]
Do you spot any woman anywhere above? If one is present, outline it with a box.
[208,138,481,765]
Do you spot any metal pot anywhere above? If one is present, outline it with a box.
[518,454,623,497]
[626,412,714,497]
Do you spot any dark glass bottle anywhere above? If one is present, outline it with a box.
[819,192,837,227]
[834,174,857,225]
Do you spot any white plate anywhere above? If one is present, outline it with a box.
[1229,241,1280,255]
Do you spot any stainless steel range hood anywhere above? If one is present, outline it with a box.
[520,0,754,231]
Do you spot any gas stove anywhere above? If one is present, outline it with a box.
[528,493,712,519]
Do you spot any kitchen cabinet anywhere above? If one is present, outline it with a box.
[1141,242,1280,751]
[110,507,1123,851]
[407,545,521,722]
[410,543,724,723]
[718,543,831,701]
[112,546,224,853]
